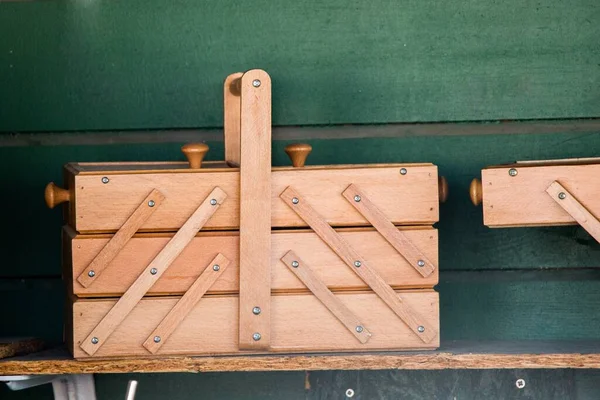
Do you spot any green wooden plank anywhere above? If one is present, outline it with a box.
[1,0,599,132]
[1,130,598,277]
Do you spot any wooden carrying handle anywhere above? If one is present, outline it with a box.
[45,182,71,209]
[284,143,312,167]
[181,143,209,169]
[438,176,449,203]
[469,178,483,206]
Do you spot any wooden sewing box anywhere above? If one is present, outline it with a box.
[45,70,446,359]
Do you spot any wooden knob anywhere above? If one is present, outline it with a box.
[181,143,209,169]
[45,182,71,209]
[469,178,483,206]
[438,176,449,203]
[284,143,312,167]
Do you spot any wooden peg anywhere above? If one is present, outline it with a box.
[284,143,312,167]
[45,182,71,209]
[438,176,449,203]
[181,143,209,169]
[469,178,483,206]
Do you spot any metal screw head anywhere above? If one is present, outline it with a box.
[148,200,155,207]
[150,268,158,275]
[508,168,518,177]
[558,192,566,200]
[346,388,355,398]
[516,378,526,389]
[291,260,299,268]
[252,79,261,88]
[154,336,161,343]
[292,197,299,204]
[91,337,99,344]
[88,270,96,278]
[400,168,407,175]
[253,332,261,341]
[101,177,109,184]
[355,325,364,333]
[210,199,217,206]
[252,306,261,315]
[354,195,361,202]
[417,260,425,267]
[417,325,425,333]
[354,260,362,268]
[212,264,220,271]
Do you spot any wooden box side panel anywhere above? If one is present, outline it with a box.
[72,165,439,232]
[71,291,439,358]
[68,228,438,297]
[482,164,600,227]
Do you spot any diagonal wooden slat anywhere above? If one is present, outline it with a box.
[281,251,371,344]
[342,183,436,277]
[546,181,600,243]
[77,189,165,288]
[143,253,231,354]
[79,187,227,356]
[280,186,437,344]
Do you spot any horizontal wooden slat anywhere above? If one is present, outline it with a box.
[481,164,600,227]
[71,164,439,232]
[69,291,439,358]
[67,227,438,296]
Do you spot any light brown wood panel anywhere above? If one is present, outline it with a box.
[481,164,600,227]
[69,290,439,358]
[67,227,438,297]
[69,164,439,232]
[223,72,243,167]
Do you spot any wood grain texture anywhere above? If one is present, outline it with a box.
[80,187,227,356]
[481,164,600,227]
[3,341,600,374]
[67,227,438,297]
[70,291,438,358]
[1,1,599,132]
[5,132,600,279]
[0,338,44,359]
[76,189,164,288]
[342,183,436,277]
[143,254,230,354]
[238,69,272,350]
[223,72,243,167]
[280,187,438,344]
[546,181,600,243]
[281,251,372,344]
[69,164,439,232]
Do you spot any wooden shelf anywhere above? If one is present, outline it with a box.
[1,340,600,375]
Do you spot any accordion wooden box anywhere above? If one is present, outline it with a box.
[46,70,444,359]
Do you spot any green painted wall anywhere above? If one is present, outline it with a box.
[1,0,599,132]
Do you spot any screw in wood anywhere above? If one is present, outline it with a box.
[148,200,155,207]
[253,333,261,341]
[400,168,407,175]
[292,197,299,204]
[354,195,361,202]
[252,307,261,315]
[210,199,217,206]
[417,325,425,333]
[558,192,566,200]
[91,337,99,344]
[355,326,363,333]
[354,261,361,268]
[101,177,109,184]
[252,79,261,87]
[509,168,518,176]
[88,270,95,277]
[150,268,158,275]
[417,260,425,267]
[212,264,220,271]
[153,336,161,343]
[291,261,299,268]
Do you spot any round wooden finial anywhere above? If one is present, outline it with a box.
[469,178,483,206]
[284,143,312,167]
[45,182,71,209]
[181,143,209,169]
[438,176,449,203]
